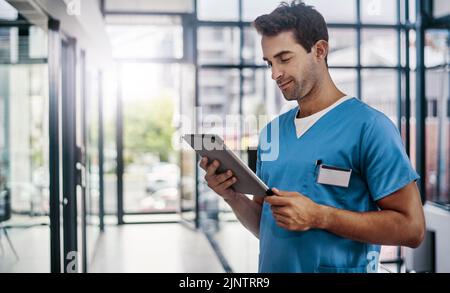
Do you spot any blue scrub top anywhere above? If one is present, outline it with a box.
[256,97,419,273]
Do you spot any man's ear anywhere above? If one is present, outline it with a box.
[313,40,329,63]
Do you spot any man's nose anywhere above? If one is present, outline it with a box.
[271,65,283,81]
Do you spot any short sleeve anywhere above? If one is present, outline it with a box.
[361,115,420,202]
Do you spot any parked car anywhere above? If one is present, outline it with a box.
[139,187,179,212]
[145,163,180,194]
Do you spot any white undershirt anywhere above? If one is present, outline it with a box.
[294,95,353,138]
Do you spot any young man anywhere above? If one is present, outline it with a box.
[199,1,425,273]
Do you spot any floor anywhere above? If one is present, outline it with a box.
[0,225,50,273]
[211,220,400,273]
[0,222,225,273]
[0,219,401,273]
[89,223,224,273]
[211,221,259,273]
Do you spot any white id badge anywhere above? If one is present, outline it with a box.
[317,165,352,188]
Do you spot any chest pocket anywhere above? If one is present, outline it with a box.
[312,162,353,208]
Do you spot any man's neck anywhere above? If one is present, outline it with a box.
[297,77,345,118]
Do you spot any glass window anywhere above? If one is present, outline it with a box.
[421,30,449,205]
[106,16,183,59]
[103,70,118,216]
[399,71,410,144]
[29,26,48,59]
[433,0,450,19]
[406,29,447,70]
[1,64,49,215]
[243,0,356,23]
[361,29,398,66]
[307,0,356,23]
[197,0,239,21]
[120,63,180,214]
[328,29,357,66]
[0,70,7,227]
[423,29,450,205]
[198,69,240,143]
[329,69,357,98]
[407,29,416,70]
[361,0,397,24]
[400,0,415,23]
[242,69,270,149]
[105,0,194,13]
[197,68,240,231]
[179,65,196,223]
[0,107,5,221]
[425,30,449,68]
[0,26,48,64]
[424,69,440,203]
[0,61,50,272]
[86,70,100,263]
[362,69,398,123]
[400,30,407,67]
[243,27,265,65]
[0,27,15,63]
[408,70,417,168]
[242,0,282,22]
[198,27,240,65]
[408,0,415,23]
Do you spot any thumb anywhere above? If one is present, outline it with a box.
[272,188,291,197]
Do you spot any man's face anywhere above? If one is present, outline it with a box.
[262,30,319,101]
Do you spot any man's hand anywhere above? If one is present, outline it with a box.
[199,156,239,201]
[265,188,322,231]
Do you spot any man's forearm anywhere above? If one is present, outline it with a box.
[225,194,262,238]
[317,205,424,248]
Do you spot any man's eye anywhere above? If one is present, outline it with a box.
[280,58,291,63]
[266,63,272,68]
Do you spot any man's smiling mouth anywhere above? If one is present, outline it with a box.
[279,80,293,90]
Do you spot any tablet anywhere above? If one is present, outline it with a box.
[182,134,273,197]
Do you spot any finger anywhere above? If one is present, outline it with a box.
[272,210,293,223]
[276,220,290,230]
[272,188,296,197]
[210,170,233,188]
[215,176,237,192]
[271,206,291,217]
[265,195,290,206]
[273,214,291,226]
[199,157,208,170]
[205,160,220,177]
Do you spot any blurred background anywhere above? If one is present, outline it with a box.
[0,0,449,273]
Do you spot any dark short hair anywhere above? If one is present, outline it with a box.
[253,1,328,56]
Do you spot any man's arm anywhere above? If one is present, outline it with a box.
[224,195,263,238]
[200,157,263,238]
[266,181,425,248]
[318,182,425,247]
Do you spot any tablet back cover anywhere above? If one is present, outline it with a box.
[183,134,268,196]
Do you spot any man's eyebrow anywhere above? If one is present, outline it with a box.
[263,50,294,61]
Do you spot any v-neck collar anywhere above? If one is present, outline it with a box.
[290,96,357,140]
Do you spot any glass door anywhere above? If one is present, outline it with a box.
[118,62,181,222]
[0,20,51,272]
[105,13,192,224]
